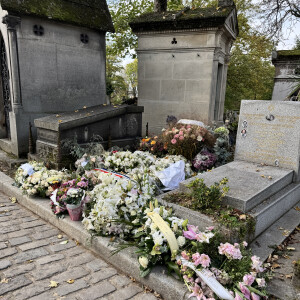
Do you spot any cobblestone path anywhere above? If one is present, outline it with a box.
[0,192,158,300]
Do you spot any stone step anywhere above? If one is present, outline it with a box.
[180,160,294,212]
[250,200,300,263]
[249,183,300,237]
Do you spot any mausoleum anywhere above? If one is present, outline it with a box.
[0,0,114,156]
[130,0,238,134]
[272,49,300,101]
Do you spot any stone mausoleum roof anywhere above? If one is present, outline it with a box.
[130,6,236,33]
[0,0,115,32]
[272,50,300,62]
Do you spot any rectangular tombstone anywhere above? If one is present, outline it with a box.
[235,100,300,181]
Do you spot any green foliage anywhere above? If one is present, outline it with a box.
[225,0,275,110]
[106,47,128,104]
[62,135,104,160]
[125,59,138,98]
[187,177,229,210]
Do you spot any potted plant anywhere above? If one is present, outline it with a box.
[65,188,85,221]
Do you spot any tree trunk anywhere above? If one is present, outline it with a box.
[154,0,167,12]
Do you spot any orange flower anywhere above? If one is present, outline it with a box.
[151,140,156,145]
[145,138,150,142]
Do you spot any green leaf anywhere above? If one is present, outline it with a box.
[140,267,152,277]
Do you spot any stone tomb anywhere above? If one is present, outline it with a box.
[178,100,300,238]
[33,105,143,167]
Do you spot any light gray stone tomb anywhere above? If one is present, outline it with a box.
[271,50,300,101]
[162,100,300,240]
[0,0,114,156]
[130,0,238,134]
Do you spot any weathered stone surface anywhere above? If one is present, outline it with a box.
[89,268,118,284]
[48,240,76,252]
[110,275,132,289]
[0,259,12,270]
[0,247,17,258]
[108,284,144,300]
[76,281,116,300]
[0,241,7,249]
[0,275,32,295]
[13,279,51,300]
[181,160,293,212]
[3,264,35,278]
[55,279,89,296]
[235,100,300,181]
[18,239,49,252]
[9,236,32,246]
[85,259,109,272]
[31,262,67,280]
[14,248,49,264]
[36,253,65,265]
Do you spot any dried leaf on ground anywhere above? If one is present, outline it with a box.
[287,247,296,251]
[285,274,293,279]
[0,278,9,284]
[66,279,75,284]
[9,197,17,203]
[271,263,281,269]
[59,240,68,245]
[49,281,59,288]
[57,235,63,239]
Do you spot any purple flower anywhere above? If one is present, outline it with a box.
[183,225,199,240]
[243,274,255,286]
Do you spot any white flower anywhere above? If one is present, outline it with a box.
[177,236,186,247]
[139,256,149,268]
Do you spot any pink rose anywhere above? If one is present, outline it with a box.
[179,135,184,140]
[174,134,180,138]
[179,131,184,135]
[171,139,177,144]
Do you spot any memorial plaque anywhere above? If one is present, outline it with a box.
[235,100,300,182]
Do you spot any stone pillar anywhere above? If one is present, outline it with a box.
[2,15,22,110]
[217,55,230,122]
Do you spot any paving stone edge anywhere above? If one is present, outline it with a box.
[0,171,189,300]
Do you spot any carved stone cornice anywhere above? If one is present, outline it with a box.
[2,15,21,31]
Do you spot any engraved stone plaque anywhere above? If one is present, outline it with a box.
[235,100,300,181]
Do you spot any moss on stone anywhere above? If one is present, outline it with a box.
[277,50,300,56]
[1,0,114,32]
[130,6,234,33]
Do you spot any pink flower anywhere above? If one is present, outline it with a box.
[179,135,184,140]
[239,283,251,300]
[183,225,198,240]
[174,134,180,138]
[179,131,184,135]
[251,256,265,272]
[192,253,201,266]
[251,292,260,300]
[187,125,191,129]
[188,283,204,300]
[199,254,210,268]
[243,241,248,248]
[206,226,214,231]
[181,251,190,260]
[192,253,210,268]
[243,274,255,286]
[218,243,242,260]
[235,293,243,300]
[171,139,177,144]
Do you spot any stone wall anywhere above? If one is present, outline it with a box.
[137,30,232,134]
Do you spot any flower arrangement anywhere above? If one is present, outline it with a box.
[20,169,69,197]
[82,171,154,236]
[51,176,89,216]
[193,150,217,171]
[75,153,103,171]
[14,161,45,187]
[178,226,269,299]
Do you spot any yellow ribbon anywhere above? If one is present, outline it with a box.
[147,212,179,254]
